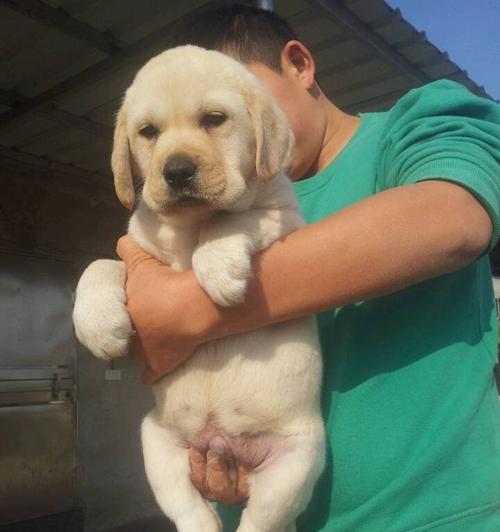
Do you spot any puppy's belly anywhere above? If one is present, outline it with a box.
[191,419,289,470]
[153,318,322,464]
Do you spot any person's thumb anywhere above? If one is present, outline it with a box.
[206,450,234,497]
[116,234,158,270]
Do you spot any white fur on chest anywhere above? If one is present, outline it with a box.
[128,202,208,272]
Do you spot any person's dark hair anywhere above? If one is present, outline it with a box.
[170,3,300,72]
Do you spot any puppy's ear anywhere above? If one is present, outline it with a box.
[111,104,135,210]
[246,88,294,181]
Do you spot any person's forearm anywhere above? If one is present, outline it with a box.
[184,180,492,342]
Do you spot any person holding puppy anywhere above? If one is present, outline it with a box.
[116,4,500,532]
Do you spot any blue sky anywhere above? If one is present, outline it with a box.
[386,0,500,101]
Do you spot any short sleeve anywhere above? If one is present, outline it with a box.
[377,80,500,250]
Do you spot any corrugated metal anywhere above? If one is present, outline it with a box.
[0,7,106,98]
[43,0,208,44]
[0,115,56,148]
[0,0,495,183]
[275,0,310,18]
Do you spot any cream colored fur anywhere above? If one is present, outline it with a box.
[73,46,325,532]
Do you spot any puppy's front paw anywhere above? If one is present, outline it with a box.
[73,259,133,361]
[192,240,251,307]
[74,299,133,361]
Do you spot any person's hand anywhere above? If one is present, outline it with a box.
[189,448,250,505]
[116,235,209,384]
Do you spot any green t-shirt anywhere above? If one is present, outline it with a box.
[221,80,500,531]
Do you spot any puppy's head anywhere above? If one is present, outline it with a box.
[111,45,294,214]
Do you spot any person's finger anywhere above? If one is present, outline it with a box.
[206,451,236,502]
[236,462,250,499]
[116,234,158,270]
[116,234,141,263]
[189,448,208,493]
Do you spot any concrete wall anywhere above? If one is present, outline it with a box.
[77,350,159,532]
[0,172,165,531]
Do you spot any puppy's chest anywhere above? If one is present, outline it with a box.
[128,208,201,272]
[147,223,197,271]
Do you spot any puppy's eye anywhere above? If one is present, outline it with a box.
[139,124,158,139]
[200,112,227,129]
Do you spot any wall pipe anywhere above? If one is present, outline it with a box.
[255,0,274,11]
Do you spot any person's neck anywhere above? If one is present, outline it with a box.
[304,96,360,179]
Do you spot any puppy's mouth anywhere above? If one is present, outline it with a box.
[144,174,229,215]
[166,179,228,211]
[153,190,213,215]
[172,194,207,208]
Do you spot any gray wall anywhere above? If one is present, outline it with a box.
[0,172,163,531]
[78,350,158,532]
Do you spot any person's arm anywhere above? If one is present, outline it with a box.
[117,179,492,383]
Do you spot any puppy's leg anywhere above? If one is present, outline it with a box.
[193,206,302,307]
[142,412,222,532]
[73,259,133,360]
[236,421,325,532]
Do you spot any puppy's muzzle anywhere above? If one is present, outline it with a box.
[163,156,197,191]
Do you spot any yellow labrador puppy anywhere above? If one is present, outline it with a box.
[73,46,324,532]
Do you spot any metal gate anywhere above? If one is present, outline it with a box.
[0,254,77,525]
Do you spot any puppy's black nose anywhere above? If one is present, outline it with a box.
[163,157,197,189]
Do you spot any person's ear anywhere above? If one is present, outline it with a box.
[281,40,316,90]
